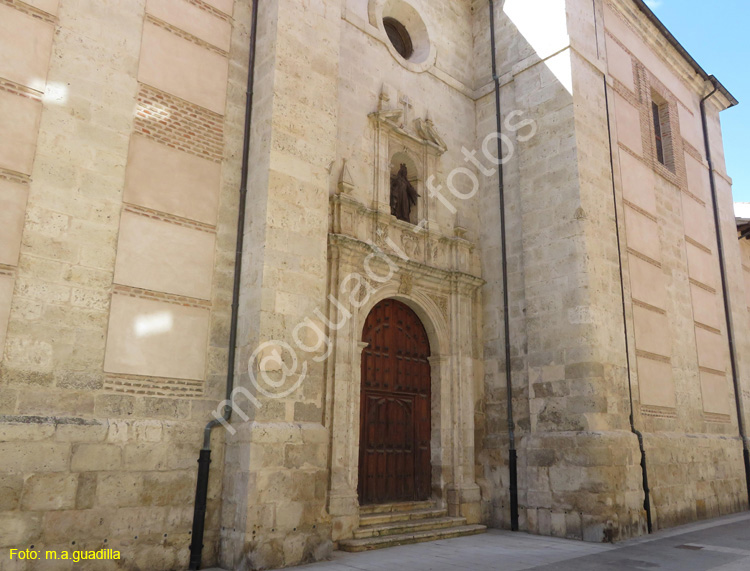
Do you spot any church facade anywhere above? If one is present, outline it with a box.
[0,0,748,569]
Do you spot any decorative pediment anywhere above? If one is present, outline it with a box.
[414,115,447,154]
[368,85,447,156]
[328,83,480,281]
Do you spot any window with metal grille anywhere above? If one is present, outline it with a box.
[652,101,665,165]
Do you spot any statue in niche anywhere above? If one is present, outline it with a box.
[390,164,419,223]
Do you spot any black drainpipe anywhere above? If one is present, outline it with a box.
[189,0,260,568]
[488,0,519,532]
[603,77,653,533]
[700,78,750,507]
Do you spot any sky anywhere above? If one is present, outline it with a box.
[643,0,750,203]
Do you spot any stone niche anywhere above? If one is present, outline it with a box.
[325,91,484,540]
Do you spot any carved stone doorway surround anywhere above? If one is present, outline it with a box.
[326,90,483,540]
[325,204,484,541]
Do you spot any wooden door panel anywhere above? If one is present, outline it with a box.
[359,299,431,505]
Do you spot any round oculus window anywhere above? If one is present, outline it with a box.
[383,17,414,60]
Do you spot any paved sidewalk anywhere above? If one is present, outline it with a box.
[207,512,750,571]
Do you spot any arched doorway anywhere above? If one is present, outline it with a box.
[358,298,431,505]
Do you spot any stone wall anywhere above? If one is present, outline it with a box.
[476,0,646,542]
[476,0,747,542]
[603,0,748,529]
[220,0,491,567]
[0,0,248,568]
[219,0,341,567]
[0,0,747,569]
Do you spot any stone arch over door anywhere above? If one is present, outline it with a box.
[325,265,483,539]
[358,298,432,505]
[326,187,485,539]
[355,289,451,510]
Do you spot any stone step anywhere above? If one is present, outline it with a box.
[359,507,448,526]
[359,500,435,515]
[339,524,487,552]
[354,516,467,539]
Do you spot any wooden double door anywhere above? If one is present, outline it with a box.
[358,299,432,505]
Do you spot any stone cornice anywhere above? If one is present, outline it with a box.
[368,110,447,155]
[328,233,484,293]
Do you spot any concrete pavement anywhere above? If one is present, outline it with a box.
[206,511,750,571]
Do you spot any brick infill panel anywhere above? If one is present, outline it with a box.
[703,412,731,424]
[632,299,666,315]
[641,405,677,419]
[134,83,224,163]
[1,0,57,24]
[611,75,639,106]
[112,285,211,309]
[123,204,216,234]
[623,199,658,222]
[0,78,42,102]
[145,14,228,57]
[682,139,704,164]
[187,0,232,21]
[694,321,721,335]
[0,264,17,277]
[627,248,661,269]
[0,167,30,186]
[689,278,716,295]
[684,235,712,255]
[699,365,727,377]
[104,374,204,398]
[635,350,670,364]
[680,187,706,208]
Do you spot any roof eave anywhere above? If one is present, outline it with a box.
[631,0,739,109]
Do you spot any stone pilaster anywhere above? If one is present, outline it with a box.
[220,0,342,568]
